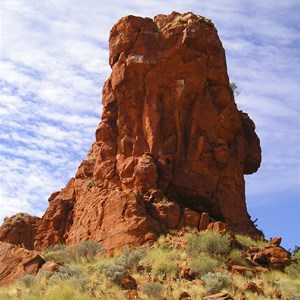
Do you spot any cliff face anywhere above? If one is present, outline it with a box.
[0,12,262,251]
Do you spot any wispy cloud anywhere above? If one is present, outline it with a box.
[1,0,299,247]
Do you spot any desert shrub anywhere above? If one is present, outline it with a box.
[92,284,125,300]
[285,248,300,279]
[72,240,102,262]
[87,180,96,189]
[145,247,179,277]
[97,247,148,284]
[176,17,186,24]
[116,246,148,269]
[235,234,267,248]
[201,272,231,294]
[48,264,90,293]
[40,282,91,300]
[228,249,248,266]
[11,213,30,224]
[49,264,83,282]
[153,260,178,277]
[42,244,75,263]
[277,278,300,300]
[157,235,167,248]
[189,254,219,275]
[140,282,164,298]
[19,274,36,288]
[187,231,230,257]
[97,261,125,284]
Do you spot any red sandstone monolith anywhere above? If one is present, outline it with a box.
[0,12,262,252]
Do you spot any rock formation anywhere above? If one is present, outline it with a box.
[0,242,45,285]
[0,12,262,252]
[0,213,40,250]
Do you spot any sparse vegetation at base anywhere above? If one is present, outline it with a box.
[235,233,268,248]
[0,231,299,299]
[186,230,231,256]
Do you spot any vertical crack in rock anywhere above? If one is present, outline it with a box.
[0,12,262,252]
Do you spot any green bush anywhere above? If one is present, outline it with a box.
[285,248,300,279]
[235,234,267,248]
[11,213,30,224]
[97,261,125,284]
[187,231,230,257]
[49,264,83,282]
[277,278,300,300]
[140,282,164,298]
[145,247,179,277]
[42,244,75,263]
[189,254,219,275]
[228,249,248,266]
[153,261,178,277]
[72,240,102,262]
[116,246,148,269]
[40,282,91,300]
[19,274,36,288]
[201,272,231,294]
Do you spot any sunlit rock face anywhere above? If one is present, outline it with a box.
[0,12,262,252]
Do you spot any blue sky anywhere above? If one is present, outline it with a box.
[1,0,299,250]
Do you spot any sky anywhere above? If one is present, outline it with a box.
[0,0,299,250]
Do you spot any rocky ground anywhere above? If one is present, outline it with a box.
[0,228,299,299]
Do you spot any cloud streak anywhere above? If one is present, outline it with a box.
[1,0,299,248]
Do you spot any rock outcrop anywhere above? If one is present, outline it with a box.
[0,12,262,252]
[0,214,40,250]
[0,242,45,285]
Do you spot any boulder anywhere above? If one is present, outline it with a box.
[0,242,45,286]
[121,274,137,290]
[231,265,257,276]
[125,289,140,299]
[0,213,40,250]
[204,292,232,299]
[38,261,62,275]
[269,237,282,246]
[207,221,228,233]
[179,267,197,281]
[252,246,291,270]
[244,281,263,295]
[183,208,201,228]
[199,212,210,231]
[179,291,192,300]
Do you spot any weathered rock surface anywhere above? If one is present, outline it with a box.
[244,281,264,295]
[121,273,137,290]
[0,12,262,252]
[204,292,232,300]
[252,246,291,270]
[0,214,40,250]
[0,242,45,285]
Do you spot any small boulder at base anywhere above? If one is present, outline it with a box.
[121,273,137,290]
[179,291,192,300]
[207,221,228,233]
[204,292,232,299]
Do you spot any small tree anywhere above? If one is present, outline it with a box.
[230,82,240,97]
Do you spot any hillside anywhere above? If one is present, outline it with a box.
[0,230,299,299]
